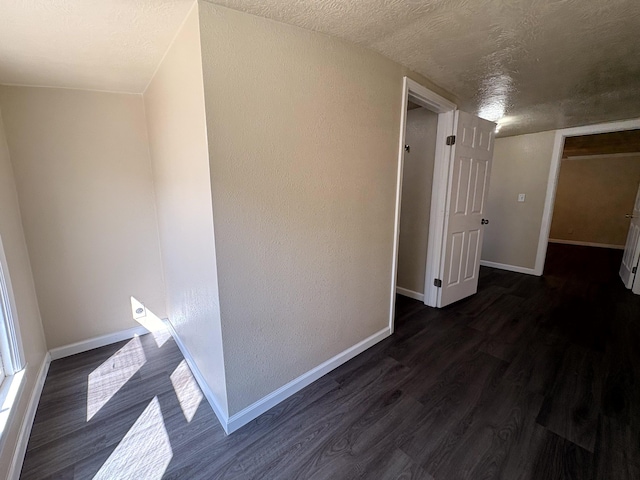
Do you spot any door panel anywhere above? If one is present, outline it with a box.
[465,229,481,279]
[439,111,495,307]
[453,158,472,214]
[471,160,489,213]
[620,183,640,289]
[447,232,464,286]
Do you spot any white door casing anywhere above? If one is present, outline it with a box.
[391,77,457,328]
[620,183,640,289]
[633,262,640,295]
[438,111,495,307]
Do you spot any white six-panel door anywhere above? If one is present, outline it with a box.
[438,111,495,307]
[620,183,640,289]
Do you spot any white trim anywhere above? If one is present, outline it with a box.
[535,118,640,276]
[406,78,457,113]
[164,320,391,435]
[548,239,625,250]
[0,370,26,466]
[479,260,537,276]
[48,326,148,360]
[395,286,424,301]
[389,78,410,334]
[226,327,391,434]
[390,77,457,329]
[7,353,51,480]
[424,110,455,307]
[0,235,25,373]
[161,319,228,433]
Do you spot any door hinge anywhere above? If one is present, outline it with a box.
[633,266,637,274]
[446,135,456,146]
[434,278,442,288]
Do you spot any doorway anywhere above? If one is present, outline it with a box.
[536,119,640,294]
[548,130,640,250]
[395,103,439,303]
[545,130,640,291]
[390,78,497,332]
[389,77,457,333]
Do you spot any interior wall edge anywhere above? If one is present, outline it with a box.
[144,2,229,417]
[162,318,229,432]
[225,327,391,434]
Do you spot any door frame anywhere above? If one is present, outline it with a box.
[620,182,640,289]
[534,117,640,275]
[389,77,456,332]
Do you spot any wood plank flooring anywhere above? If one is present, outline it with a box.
[19,244,640,479]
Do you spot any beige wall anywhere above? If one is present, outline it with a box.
[550,155,640,246]
[144,4,228,417]
[481,131,556,269]
[0,86,165,349]
[198,3,455,415]
[0,107,47,474]
[397,108,438,294]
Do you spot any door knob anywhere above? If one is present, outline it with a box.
[481,219,489,225]
[626,214,634,219]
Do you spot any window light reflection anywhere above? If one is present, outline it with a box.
[93,396,173,480]
[170,359,203,423]
[87,336,146,421]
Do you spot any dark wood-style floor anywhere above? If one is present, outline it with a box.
[20,244,640,479]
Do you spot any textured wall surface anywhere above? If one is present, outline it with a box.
[0,86,166,349]
[481,131,556,269]
[0,0,194,92]
[198,3,450,415]
[144,4,228,417]
[397,108,438,295]
[0,106,48,476]
[550,155,640,246]
[209,0,640,137]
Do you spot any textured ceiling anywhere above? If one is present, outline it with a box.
[1,1,638,135]
[207,0,640,137]
[0,0,194,93]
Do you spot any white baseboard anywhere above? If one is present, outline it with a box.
[28,320,391,441]
[548,239,625,250]
[161,319,229,433]
[8,352,51,480]
[49,326,149,360]
[226,326,391,434]
[395,286,424,302]
[479,260,538,276]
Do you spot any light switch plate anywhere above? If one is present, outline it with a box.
[518,193,526,202]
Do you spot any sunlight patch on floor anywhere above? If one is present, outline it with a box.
[170,359,203,423]
[87,336,146,421]
[93,396,173,480]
